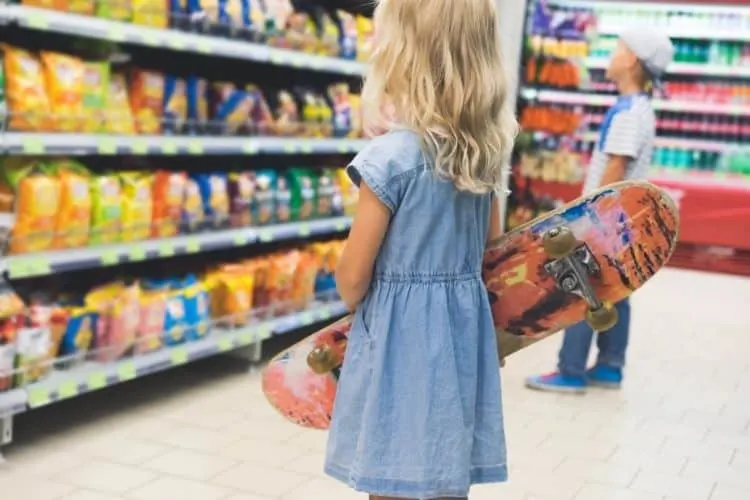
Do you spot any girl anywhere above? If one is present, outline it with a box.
[325,0,518,498]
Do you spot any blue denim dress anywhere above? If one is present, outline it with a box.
[324,130,508,499]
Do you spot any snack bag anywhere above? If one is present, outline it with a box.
[287,168,316,221]
[181,275,210,341]
[245,84,274,135]
[162,76,187,134]
[90,282,139,362]
[132,0,168,27]
[228,172,254,228]
[254,170,275,225]
[337,10,357,60]
[267,251,299,314]
[317,94,334,138]
[296,88,320,137]
[182,176,205,232]
[97,0,132,21]
[136,287,167,353]
[291,250,318,310]
[82,62,110,133]
[3,46,51,132]
[58,305,95,365]
[106,73,136,135]
[286,11,317,52]
[245,258,270,315]
[89,174,122,245]
[186,76,208,133]
[213,267,254,326]
[8,163,61,254]
[268,89,300,136]
[68,0,96,15]
[336,167,358,215]
[120,172,153,241]
[328,83,352,137]
[356,15,374,62]
[210,82,252,135]
[263,0,294,47]
[275,174,291,223]
[316,10,340,57]
[0,342,15,392]
[130,69,164,135]
[163,289,186,346]
[151,171,185,238]
[54,160,91,249]
[316,169,336,218]
[21,0,66,10]
[14,321,53,386]
[193,173,229,229]
[41,52,85,133]
[349,93,362,138]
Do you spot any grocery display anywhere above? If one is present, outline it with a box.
[0,0,368,445]
[511,0,750,276]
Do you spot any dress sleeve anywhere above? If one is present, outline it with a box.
[346,150,403,213]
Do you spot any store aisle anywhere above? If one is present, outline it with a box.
[1,268,749,500]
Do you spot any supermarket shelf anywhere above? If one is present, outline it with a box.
[578,131,732,153]
[597,23,750,43]
[519,87,750,116]
[0,133,368,156]
[585,57,750,78]
[4,217,352,279]
[16,301,347,410]
[0,5,365,76]
[0,388,26,417]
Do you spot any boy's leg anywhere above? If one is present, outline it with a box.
[589,298,631,388]
[525,320,594,393]
[369,497,467,500]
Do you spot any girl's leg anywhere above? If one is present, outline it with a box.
[369,497,467,500]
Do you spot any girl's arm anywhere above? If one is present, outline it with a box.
[335,184,391,310]
[487,193,504,247]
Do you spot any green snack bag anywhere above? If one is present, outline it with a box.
[89,174,122,245]
[287,168,316,221]
[82,62,110,134]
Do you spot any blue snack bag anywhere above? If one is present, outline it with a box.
[181,275,210,341]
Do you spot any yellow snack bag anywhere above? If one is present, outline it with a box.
[131,0,168,27]
[89,175,122,245]
[105,73,136,135]
[67,0,95,15]
[3,45,52,132]
[8,163,60,254]
[129,69,164,135]
[54,160,91,249]
[120,172,153,242]
[336,168,358,215]
[97,0,131,21]
[41,52,85,133]
[356,15,374,62]
[81,62,110,133]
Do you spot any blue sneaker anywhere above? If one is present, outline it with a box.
[525,372,587,394]
[586,365,623,389]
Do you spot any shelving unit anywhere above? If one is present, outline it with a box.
[511,0,750,275]
[0,1,366,445]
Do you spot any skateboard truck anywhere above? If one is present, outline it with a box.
[542,226,618,332]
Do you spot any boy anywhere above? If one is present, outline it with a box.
[525,28,674,393]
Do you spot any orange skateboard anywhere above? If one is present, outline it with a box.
[262,181,680,429]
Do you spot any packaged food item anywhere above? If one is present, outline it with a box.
[182,176,205,232]
[228,171,254,228]
[337,10,357,60]
[3,45,52,132]
[312,242,337,297]
[57,304,95,364]
[316,169,336,218]
[181,275,210,341]
[245,84,274,135]
[97,0,131,21]
[315,10,340,57]
[266,251,299,314]
[120,172,153,241]
[21,0,66,10]
[275,174,291,223]
[14,319,53,386]
[130,69,164,135]
[337,167,358,215]
[163,288,186,345]
[0,342,15,392]
[291,250,318,310]
[356,15,375,62]
[151,171,185,238]
[7,162,61,254]
[245,258,270,315]
[268,89,301,136]
[286,10,317,52]
[87,282,140,362]
[135,286,166,354]
[193,173,229,229]
[211,267,254,326]
[132,0,168,27]
[254,170,276,225]
[68,0,95,15]
[106,73,136,135]
[81,62,110,133]
[210,82,252,135]
[287,168,316,221]
[328,83,352,137]
[296,88,320,137]
[41,51,85,133]
[186,76,208,133]
[53,160,91,249]
[263,0,294,47]
[317,94,334,138]
[89,174,122,245]
[162,76,187,134]
[349,93,362,138]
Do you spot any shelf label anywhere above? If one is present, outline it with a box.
[8,258,50,279]
[168,38,187,50]
[185,238,200,253]
[141,33,160,46]
[101,250,119,266]
[22,138,45,154]
[108,25,127,42]
[58,380,78,399]
[187,140,204,154]
[158,244,175,257]
[26,12,49,29]
[337,144,350,154]
[130,246,147,262]
[242,142,259,155]
[87,372,107,390]
[131,140,148,155]
[98,138,117,155]
[300,312,313,325]
[298,224,311,237]
[233,234,249,246]
[196,39,212,54]
[283,144,298,154]
[28,388,51,407]
[300,143,313,154]
[258,230,273,243]
[162,140,178,155]
[258,323,272,339]
[334,221,347,231]
[319,307,331,320]
[237,330,253,345]
[118,362,137,381]
[217,337,233,352]
[171,348,188,366]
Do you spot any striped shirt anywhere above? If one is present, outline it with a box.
[583,93,656,195]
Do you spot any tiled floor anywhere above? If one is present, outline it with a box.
[2,268,750,500]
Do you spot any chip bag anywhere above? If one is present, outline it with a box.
[193,173,229,229]
[254,170,275,225]
[151,171,185,238]
[3,46,51,132]
[21,0,66,10]
[41,51,85,133]
[132,0,168,27]
[182,176,205,232]
[136,287,167,354]
[163,76,187,134]
[53,160,91,249]
[89,175,122,245]
[228,171,254,228]
[68,0,96,14]
[106,73,136,135]
[81,62,110,133]
[7,162,60,254]
[97,0,132,21]
[287,168,316,221]
[130,69,164,135]
[356,15,374,62]
[120,172,153,242]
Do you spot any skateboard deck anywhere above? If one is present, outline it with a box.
[262,180,679,429]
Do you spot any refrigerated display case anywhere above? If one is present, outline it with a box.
[510,0,750,275]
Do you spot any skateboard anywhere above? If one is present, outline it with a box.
[262,180,680,429]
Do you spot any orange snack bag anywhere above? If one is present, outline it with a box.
[105,73,136,135]
[21,0,66,11]
[3,46,52,132]
[267,251,299,314]
[291,251,318,310]
[54,160,91,249]
[151,171,185,238]
[9,164,61,254]
[132,0,168,27]
[211,267,255,327]
[41,52,85,133]
[67,0,95,14]
[129,69,164,135]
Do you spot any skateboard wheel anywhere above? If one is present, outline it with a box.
[542,226,577,259]
[307,346,341,374]
[586,305,619,332]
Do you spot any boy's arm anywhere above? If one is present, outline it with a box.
[599,154,631,186]
[599,110,641,186]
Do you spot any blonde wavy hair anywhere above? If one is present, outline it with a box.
[362,0,518,194]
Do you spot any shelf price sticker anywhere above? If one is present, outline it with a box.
[101,250,120,266]
[195,39,212,54]
[118,362,137,382]
[171,348,188,366]
[237,329,253,345]
[58,380,78,400]
[168,37,187,50]
[162,140,178,155]
[258,229,273,243]
[10,258,51,278]
[298,224,311,237]
[26,12,50,30]
[28,387,51,408]
[158,243,175,257]
[233,233,249,246]
[107,25,127,42]
[187,140,204,154]
[185,238,201,254]
[217,337,233,352]
[87,372,107,391]
[141,32,160,46]
[22,137,45,155]
[130,246,147,262]
[258,322,272,340]
[283,143,298,154]
[337,144,350,154]
[131,140,149,155]
[319,306,331,320]
[242,141,259,155]
[98,138,117,155]
[300,312,314,325]
[334,221,347,231]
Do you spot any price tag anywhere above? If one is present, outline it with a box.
[283,144,297,154]
[131,140,148,155]
[22,138,45,155]
[217,337,233,352]
[300,312,314,325]
[87,372,107,390]
[27,259,51,277]
[158,244,175,257]
[337,144,350,154]
[196,39,212,54]
[27,13,49,29]
[258,230,273,243]
[233,234,249,246]
[141,33,159,46]
[238,330,253,345]
[162,141,178,155]
[58,380,78,399]
[118,362,137,381]
[168,38,187,50]
[334,221,347,231]
[28,388,51,407]
[300,143,313,154]
[269,53,285,65]
[108,25,127,42]
[187,140,204,155]
[242,142,259,155]
[319,306,331,320]
[98,138,117,155]
[101,250,119,266]
[171,348,188,366]
[130,246,147,262]
[7,260,29,279]
[185,239,200,253]
[298,224,311,237]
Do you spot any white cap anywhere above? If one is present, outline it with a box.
[619,28,675,84]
